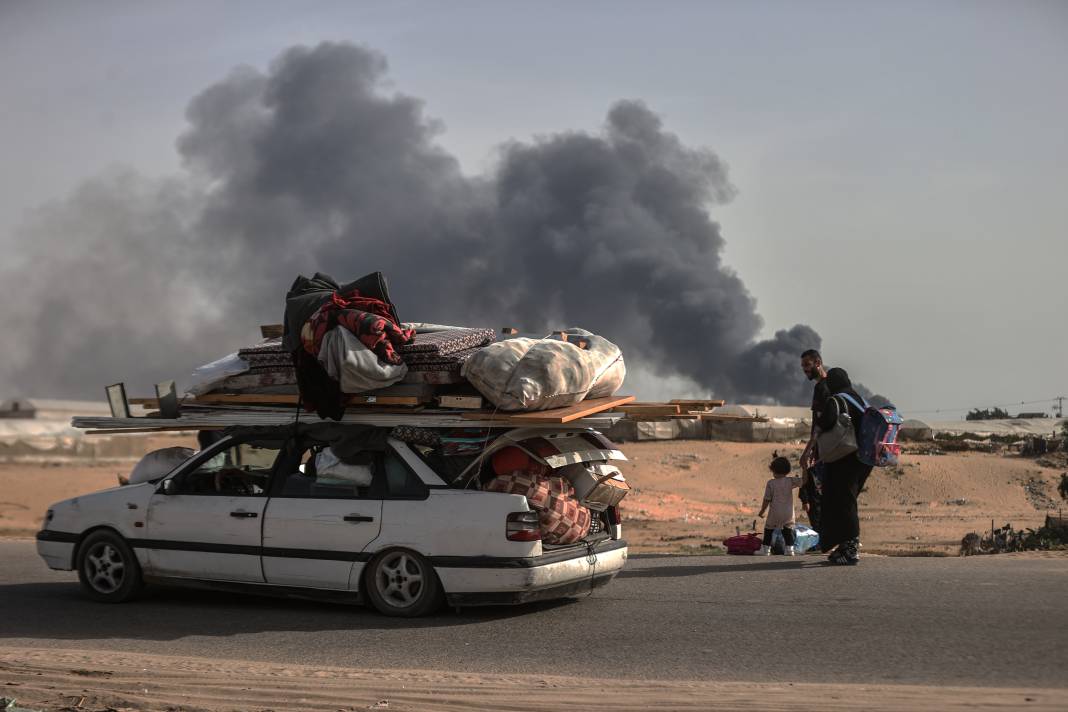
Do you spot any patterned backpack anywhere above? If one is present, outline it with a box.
[836,393,903,467]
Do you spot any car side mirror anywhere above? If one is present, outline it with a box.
[160,478,177,495]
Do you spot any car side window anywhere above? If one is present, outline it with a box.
[278,447,377,500]
[173,441,280,497]
[382,450,429,499]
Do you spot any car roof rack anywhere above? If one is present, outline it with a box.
[71,395,636,434]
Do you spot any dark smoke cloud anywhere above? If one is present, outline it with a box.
[0,42,826,405]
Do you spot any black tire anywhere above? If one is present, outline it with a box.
[363,549,443,617]
[76,530,144,603]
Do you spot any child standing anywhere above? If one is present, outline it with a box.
[758,456,802,555]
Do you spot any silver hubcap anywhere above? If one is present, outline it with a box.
[374,552,425,608]
[85,542,125,594]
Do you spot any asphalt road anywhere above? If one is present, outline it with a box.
[1,541,1065,688]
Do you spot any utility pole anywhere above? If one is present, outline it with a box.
[1055,396,1065,418]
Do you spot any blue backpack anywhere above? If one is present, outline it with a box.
[836,393,904,467]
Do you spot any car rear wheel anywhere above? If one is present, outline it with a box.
[76,530,144,603]
[364,549,442,617]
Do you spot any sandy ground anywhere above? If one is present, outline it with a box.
[615,441,1066,554]
[1,647,1063,712]
[1,439,1064,554]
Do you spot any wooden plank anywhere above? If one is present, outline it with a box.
[616,404,681,416]
[340,405,426,414]
[437,395,483,410]
[129,397,167,406]
[194,394,299,405]
[698,413,769,422]
[133,383,436,408]
[460,395,635,424]
[191,393,423,407]
[670,399,726,407]
[346,395,423,406]
[260,324,284,338]
[85,426,224,435]
[370,383,437,401]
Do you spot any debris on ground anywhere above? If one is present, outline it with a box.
[1019,476,1057,510]
[959,517,1068,556]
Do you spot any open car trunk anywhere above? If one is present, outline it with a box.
[461,427,630,547]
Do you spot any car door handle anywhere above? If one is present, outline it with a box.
[343,515,374,523]
[230,511,259,518]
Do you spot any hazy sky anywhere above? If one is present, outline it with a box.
[1,0,1065,418]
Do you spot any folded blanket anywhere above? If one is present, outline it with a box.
[238,337,285,356]
[398,328,495,357]
[303,291,415,365]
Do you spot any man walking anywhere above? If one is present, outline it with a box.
[799,349,827,471]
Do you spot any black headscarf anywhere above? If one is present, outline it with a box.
[825,367,852,394]
[816,367,865,432]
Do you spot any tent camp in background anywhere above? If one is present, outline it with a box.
[898,419,934,441]
[607,404,809,443]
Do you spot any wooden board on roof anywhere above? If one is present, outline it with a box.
[132,392,428,408]
[696,413,769,422]
[669,399,726,407]
[190,393,424,407]
[615,403,682,416]
[85,426,223,435]
[460,395,636,424]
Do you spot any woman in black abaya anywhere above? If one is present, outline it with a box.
[814,368,873,565]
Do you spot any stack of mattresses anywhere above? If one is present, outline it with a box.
[398,328,495,385]
[222,338,297,392]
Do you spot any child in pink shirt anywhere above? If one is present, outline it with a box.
[757,456,802,555]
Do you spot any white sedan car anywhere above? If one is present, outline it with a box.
[36,425,628,616]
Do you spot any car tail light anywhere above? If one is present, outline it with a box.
[506,511,541,541]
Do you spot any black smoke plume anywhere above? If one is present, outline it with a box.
[0,42,826,405]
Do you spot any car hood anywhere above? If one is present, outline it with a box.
[49,482,155,514]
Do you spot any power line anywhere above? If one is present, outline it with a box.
[907,397,1060,416]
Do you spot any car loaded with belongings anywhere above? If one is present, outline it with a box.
[36,271,760,616]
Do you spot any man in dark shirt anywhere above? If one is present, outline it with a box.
[800,349,828,470]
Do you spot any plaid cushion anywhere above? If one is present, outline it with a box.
[486,471,551,510]
[539,478,592,545]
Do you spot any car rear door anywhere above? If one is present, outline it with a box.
[261,445,383,590]
[144,437,282,583]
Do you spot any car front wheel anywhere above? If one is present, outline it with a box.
[76,530,144,603]
[364,549,443,617]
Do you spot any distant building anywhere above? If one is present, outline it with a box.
[0,398,112,420]
[1015,412,1049,419]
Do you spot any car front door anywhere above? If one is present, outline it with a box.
[261,445,383,590]
[144,436,281,583]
